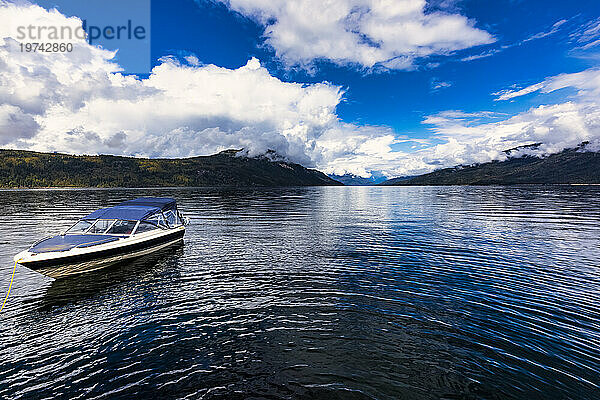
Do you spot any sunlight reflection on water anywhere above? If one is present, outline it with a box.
[0,186,599,399]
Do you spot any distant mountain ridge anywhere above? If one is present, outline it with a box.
[382,144,600,185]
[328,173,387,186]
[0,149,342,188]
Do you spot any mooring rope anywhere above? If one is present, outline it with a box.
[0,260,19,313]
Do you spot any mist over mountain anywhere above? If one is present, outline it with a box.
[381,144,600,185]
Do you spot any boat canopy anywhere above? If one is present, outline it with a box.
[120,197,176,209]
[81,197,177,221]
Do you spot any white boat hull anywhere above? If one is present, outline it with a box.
[15,226,185,279]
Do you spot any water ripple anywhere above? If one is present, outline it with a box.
[0,186,599,399]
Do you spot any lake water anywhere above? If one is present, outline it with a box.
[0,186,599,399]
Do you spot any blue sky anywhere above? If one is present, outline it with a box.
[2,0,600,177]
[151,0,600,147]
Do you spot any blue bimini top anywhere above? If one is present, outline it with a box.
[81,197,176,221]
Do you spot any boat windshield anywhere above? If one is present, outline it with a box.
[144,212,169,229]
[65,205,184,237]
[143,207,183,229]
[67,220,93,234]
[164,210,175,227]
[106,220,138,235]
[134,221,159,234]
[88,219,116,234]
[67,219,139,236]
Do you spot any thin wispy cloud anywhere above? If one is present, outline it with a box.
[460,48,501,62]
[461,18,570,62]
[522,19,567,43]
[493,83,545,101]
[493,68,600,101]
[570,17,600,50]
[430,79,452,91]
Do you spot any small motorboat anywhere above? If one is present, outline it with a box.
[14,197,189,279]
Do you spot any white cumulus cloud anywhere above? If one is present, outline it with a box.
[366,97,600,178]
[0,1,402,177]
[216,0,494,70]
[381,66,600,176]
[2,1,600,181]
[423,103,600,158]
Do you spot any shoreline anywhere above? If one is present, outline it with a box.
[2,183,600,190]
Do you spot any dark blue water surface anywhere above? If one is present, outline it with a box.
[0,186,599,399]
